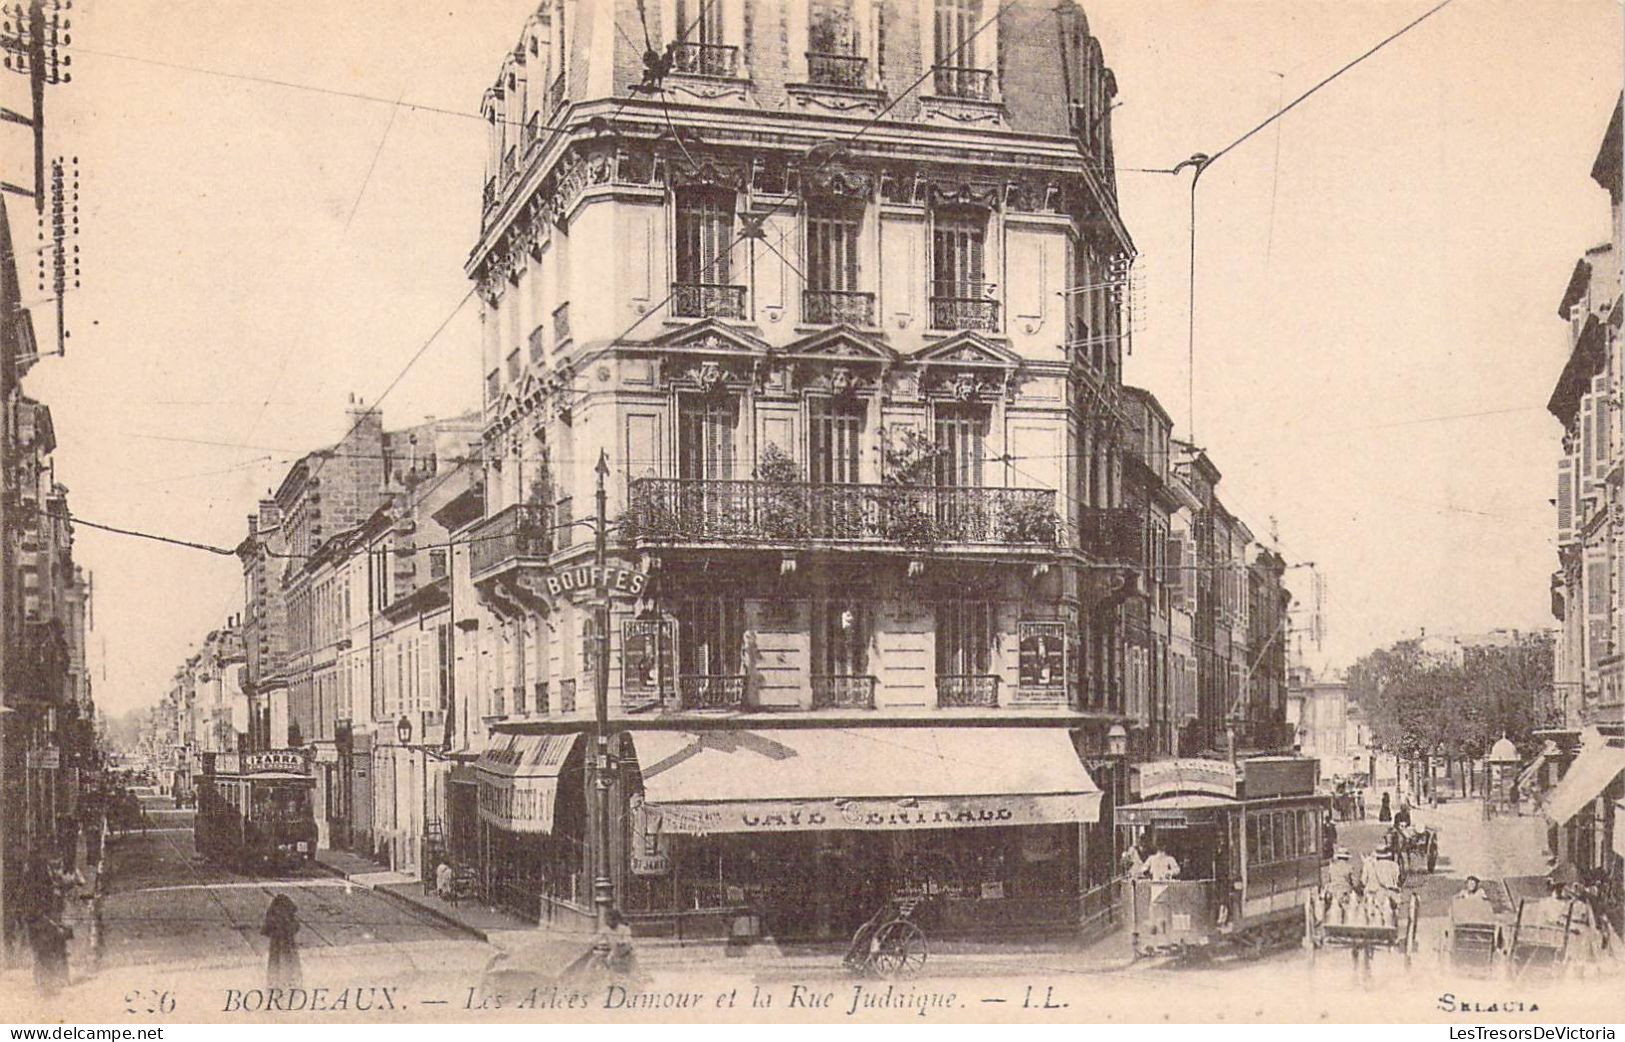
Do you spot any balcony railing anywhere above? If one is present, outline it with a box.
[930,290,999,331]
[678,675,747,711]
[627,479,1059,549]
[672,41,739,78]
[803,288,875,326]
[672,282,747,319]
[1077,507,1145,566]
[937,674,1000,708]
[547,71,567,114]
[553,302,571,345]
[811,675,876,710]
[806,52,868,88]
[469,503,554,578]
[932,65,993,100]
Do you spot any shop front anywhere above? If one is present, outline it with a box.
[619,726,1102,942]
[475,732,591,927]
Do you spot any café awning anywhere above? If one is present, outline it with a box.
[629,727,1101,835]
[1515,740,1558,794]
[476,733,580,833]
[1543,740,1625,825]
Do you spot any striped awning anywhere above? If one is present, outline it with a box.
[475,733,580,833]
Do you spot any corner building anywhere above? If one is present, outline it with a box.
[464,0,1145,941]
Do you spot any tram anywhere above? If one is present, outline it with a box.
[1116,756,1329,956]
[195,749,318,873]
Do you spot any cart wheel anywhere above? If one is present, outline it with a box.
[871,920,927,979]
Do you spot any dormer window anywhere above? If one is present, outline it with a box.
[808,0,867,88]
[672,0,738,77]
[933,0,992,100]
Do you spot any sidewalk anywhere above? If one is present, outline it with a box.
[311,846,1138,976]
[312,848,538,943]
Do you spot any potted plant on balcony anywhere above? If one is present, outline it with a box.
[997,495,1058,546]
[753,444,809,542]
[878,427,943,547]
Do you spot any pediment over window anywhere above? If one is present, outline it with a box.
[782,325,897,362]
[910,331,1021,368]
[642,318,772,357]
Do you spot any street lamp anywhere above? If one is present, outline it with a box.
[1106,723,1129,759]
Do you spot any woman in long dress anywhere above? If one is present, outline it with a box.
[262,894,302,989]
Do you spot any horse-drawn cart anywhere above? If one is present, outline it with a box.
[1305,888,1421,980]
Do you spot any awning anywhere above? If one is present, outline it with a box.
[1515,741,1558,794]
[1543,741,1625,825]
[476,733,580,833]
[630,728,1100,835]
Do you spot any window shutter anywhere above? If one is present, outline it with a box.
[1558,458,1574,539]
[1168,536,1186,607]
[1582,394,1596,480]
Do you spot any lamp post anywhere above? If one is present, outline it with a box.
[589,450,614,954]
[396,715,412,872]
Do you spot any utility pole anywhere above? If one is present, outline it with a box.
[590,449,614,954]
[0,0,71,211]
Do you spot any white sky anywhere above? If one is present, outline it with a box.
[5,0,1619,716]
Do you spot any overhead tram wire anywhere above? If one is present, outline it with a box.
[1156,0,1460,440]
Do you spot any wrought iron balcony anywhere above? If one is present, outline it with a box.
[672,282,746,319]
[1076,507,1145,565]
[937,674,1000,708]
[672,41,739,78]
[469,503,554,579]
[811,675,876,710]
[932,65,993,100]
[806,52,869,88]
[803,288,875,326]
[547,71,566,114]
[929,290,999,331]
[626,478,1059,550]
[678,675,747,711]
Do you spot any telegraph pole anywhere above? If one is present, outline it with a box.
[1,0,71,211]
[590,449,614,953]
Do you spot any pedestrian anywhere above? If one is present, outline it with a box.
[261,894,302,990]
[27,910,72,996]
[1393,800,1412,831]
[1378,792,1392,822]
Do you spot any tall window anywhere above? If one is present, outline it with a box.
[934,404,987,487]
[813,599,869,676]
[934,0,981,67]
[674,0,732,75]
[678,397,738,482]
[932,211,985,298]
[677,0,724,46]
[809,397,863,484]
[675,597,744,677]
[810,0,857,54]
[807,201,861,294]
[674,189,742,317]
[937,600,993,676]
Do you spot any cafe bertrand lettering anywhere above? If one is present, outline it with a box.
[643,794,1094,834]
